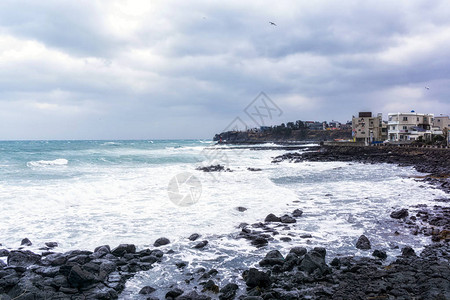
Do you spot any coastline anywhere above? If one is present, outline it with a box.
[1,145,449,299]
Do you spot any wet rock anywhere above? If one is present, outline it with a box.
[139,286,156,294]
[154,237,170,247]
[264,213,280,222]
[280,215,296,223]
[299,250,330,275]
[300,234,312,238]
[7,250,41,267]
[356,235,371,250]
[196,165,231,172]
[372,249,387,260]
[111,244,136,257]
[166,287,184,298]
[292,209,303,217]
[330,257,341,268]
[259,250,284,267]
[390,208,409,219]
[280,237,292,242]
[94,245,111,256]
[243,268,271,288]
[251,236,268,248]
[193,240,208,249]
[313,247,326,258]
[67,265,97,288]
[201,279,219,293]
[20,238,32,246]
[178,291,212,300]
[401,246,416,257]
[0,249,10,257]
[289,247,307,256]
[45,242,58,249]
[236,206,248,212]
[219,283,238,300]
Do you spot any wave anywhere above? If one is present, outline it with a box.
[27,158,69,167]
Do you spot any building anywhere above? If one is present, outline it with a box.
[387,112,433,142]
[328,120,341,129]
[305,121,326,130]
[352,112,383,144]
[433,115,450,131]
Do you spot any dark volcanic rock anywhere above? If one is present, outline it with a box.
[292,209,303,217]
[193,240,208,249]
[111,244,136,256]
[299,250,330,275]
[153,237,170,247]
[67,264,97,288]
[45,242,58,249]
[289,247,307,256]
[7,250,41,267]
[243,268,271,288]
[280,215,296,223]
[219,283,238,300]
[0,249,10,257]
[20,238,32,246]
[264,213,281,222]
[166,287,184,298]
[196,164,231,172]
[391,208,409,219]
[372,249,387,260]
[401,246,416,257]
[259,250,284,267]
[236,206,248,212]
[139,286,156,294]
[188,233,200,241]
[356,235,371,250]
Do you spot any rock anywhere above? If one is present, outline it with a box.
[243,268,271,288]
[196,165,231,172]
[67,265,96,288]
[299,250,330,275]
[289,247,307,256]
[139,286,156,295]
[236,206,248,212]
[280,237,292,242]
[202,279,219,293]
[390,208,409,219]
[280,215,296,223]
[193,240,208,249]
[178,291,212,300]
[330,257,341,267]
[264,213,280,222]
[140,255,159,264]
[313,247,326,258]
[188,233,200,241]
[7,250,41,267]
[111,244,136,256]
[154,237,170,247]
[292,209,303,217]
[45,242,58,249]
[166,287,184,298]
[259,250,284,267]
[401,246,416,257]
[300,234,312,238]
[94,245,111,255]
[219,283,238,300]
[372,249,387,260]
[20,238,32,246]
[0,260,6,268]
[0,249,10,257]
[356,235,371,250]
[251,236,268,247]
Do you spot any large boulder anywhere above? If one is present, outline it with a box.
[280,215,296,224]
[259,250,284,267]
[7,250,41,267]
[390,208,408,219]
[264,213,281,222]
[67,265,97,288]
[356,235,371,250]
[111,244,136,257]
[243,268,271,288]
[153,237,170,247]
[299,250,330,276]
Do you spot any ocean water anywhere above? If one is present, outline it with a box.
[0,140,446,298]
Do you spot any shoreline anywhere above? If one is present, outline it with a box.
[1,145,449,299]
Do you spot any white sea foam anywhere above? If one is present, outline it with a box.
[26,158,68,167]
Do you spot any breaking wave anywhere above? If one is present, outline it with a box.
[27,158,68,167]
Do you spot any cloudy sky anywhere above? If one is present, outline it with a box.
[0,0,449,140]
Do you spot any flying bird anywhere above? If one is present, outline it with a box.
[425,86,430,90]
[269,21,277,26]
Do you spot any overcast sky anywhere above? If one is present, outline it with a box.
[0,0,449,140]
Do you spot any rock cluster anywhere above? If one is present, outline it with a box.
[0,243,165,299]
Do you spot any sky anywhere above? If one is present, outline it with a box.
[0,0,449,140]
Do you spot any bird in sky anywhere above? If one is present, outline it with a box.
[425,86,430,90]
[269,21,277,26]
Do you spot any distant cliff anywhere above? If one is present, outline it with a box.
[213,129,352,143]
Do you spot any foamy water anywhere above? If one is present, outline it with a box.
[0,140,446,298]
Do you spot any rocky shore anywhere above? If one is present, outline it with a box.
[1,145,449,299]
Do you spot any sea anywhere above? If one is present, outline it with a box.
[0,140,446,298]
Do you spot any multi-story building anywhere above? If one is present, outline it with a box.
[352,112,383,144]
[433,115,450,131]
[387,112,433,141]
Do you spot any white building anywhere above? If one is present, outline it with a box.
[352,112,383,144]
[388,112,433,142]
[433,115,450,131]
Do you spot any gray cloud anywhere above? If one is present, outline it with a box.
[0,0,449,140]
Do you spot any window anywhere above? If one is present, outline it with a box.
[417,117,419,121]
[391,126,396,130]
[403,126,407,130]
[388,116,392,121]
[424,117,427,122]
[403,117,408,121]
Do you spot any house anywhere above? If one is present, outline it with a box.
[306,121,326,130]
[352,112,383,144]
[433,115,450,131]
[387,112,433,142]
